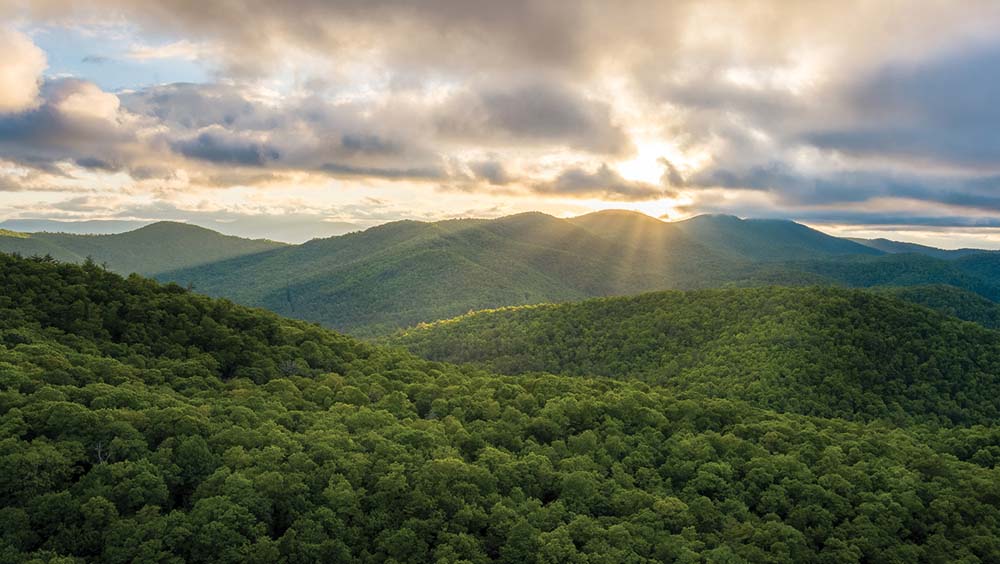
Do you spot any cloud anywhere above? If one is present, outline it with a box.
[4,0,1000,240]
[126,39,206,61]
[0,28,47,113]
[0,78,136,172]
[469,160,511,185]
[319,162,445,180]
[659,158,686,188]
[802,43,1000,167]
[171,128,281,166]
[436,78,630,154]
[533,163,673,201]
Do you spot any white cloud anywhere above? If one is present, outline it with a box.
[125,39,207,61]
[53,81,121,122]
[0,28,47,113]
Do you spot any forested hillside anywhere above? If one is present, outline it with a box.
[672,215,881,261]
[4,254,1000,562]
[159,211,1000,335]
[0,222,284,276]
[875,285,1000,329]
[392,286,1000,425]
[774,254,1000,301]
[159,213,740,335]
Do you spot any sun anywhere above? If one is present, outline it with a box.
[616,140,680,185]
[615,139,710,187]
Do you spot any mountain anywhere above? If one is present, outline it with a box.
[674,214,882,261]
[3,253,1000,562]
[0,217,361,243]
[850,237,990,259]
[159,211,1000,335]
[774,253,1000,301]
[0,221,285,275]
[160,212,740,335]
[391,285,1000,425]
[0,219,151,235]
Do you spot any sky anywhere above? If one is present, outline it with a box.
[1,1,1000,247]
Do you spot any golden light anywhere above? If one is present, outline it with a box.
[616,140,680,185]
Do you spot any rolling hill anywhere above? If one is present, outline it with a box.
[874,284,1000,329]
[0,221,285,275]
[765,253,1000,301]
[391,286,1000,425]
[3,253,1000,562]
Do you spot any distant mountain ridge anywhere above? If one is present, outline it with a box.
[849,237,991,260]
[0,217,360,243]
[0,221,285,275]
[674,214,882,261]
[154,210,1000,334]
[5,210,1000,334]
[158,212,738,335]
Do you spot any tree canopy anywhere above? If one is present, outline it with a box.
[2,254,1000,562]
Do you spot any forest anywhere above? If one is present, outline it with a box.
[3,253,1000,563]
[390,286,1000,426]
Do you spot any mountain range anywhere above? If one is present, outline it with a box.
[2,210,998,335]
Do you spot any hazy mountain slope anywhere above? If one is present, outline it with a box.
[0,229,87,263]
[778,253,1000,301]
[392,286,1000,425]
[849,237,988,259]
[161,213,740,335]
[0,221,285,275]
[0,218,151,234]
[159,211,1000,335]
[4,254,1000,562]
[674,214,883,261]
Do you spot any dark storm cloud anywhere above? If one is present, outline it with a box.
[533,163,672,201]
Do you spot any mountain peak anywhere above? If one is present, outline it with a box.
[674,213,880,261]
[576,209,659,219]
[132,221,215,234]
